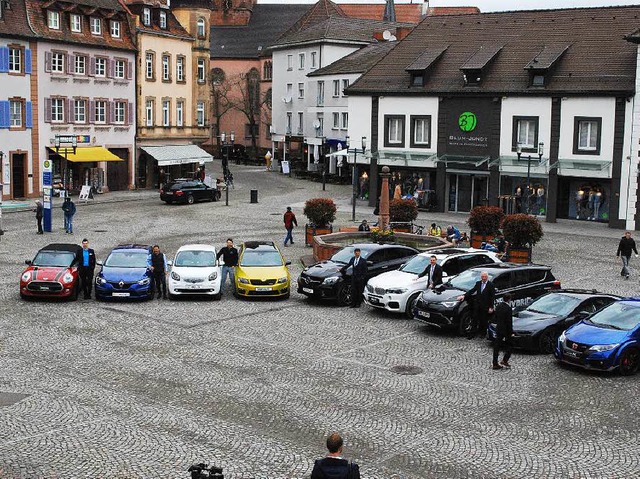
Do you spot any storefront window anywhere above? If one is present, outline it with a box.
[382,170,436,210]
[568,180,609,222]
[499,176,548,216]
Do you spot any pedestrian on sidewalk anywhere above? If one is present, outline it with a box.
[617,231,638,280]
[34,200,44,234]
[217,238,238,294]
[79,238,96,299]
[61,196,76,234]
[148,245,168,299]
[311,432,360,479]
[283,206,298,246]
[492,293,513,370]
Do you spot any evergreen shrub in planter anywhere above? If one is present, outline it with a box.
[501,214,544,262]
[304,198,337,246]
[390,199,418,224]
[467,206,505,248]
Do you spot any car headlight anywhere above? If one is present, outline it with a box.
[138,277,151,286]
[441,300,460,308]
[171,271,181,281]
[21,272,31,282]
[208,272,218,281]
[96,276,107,285]
[62,272,74,284]
[323,276,340,285]
[238,277,250,284]
[588,343,620,353]
[386,288,407,295]
[277,276,288,284]
[558,331,566,344]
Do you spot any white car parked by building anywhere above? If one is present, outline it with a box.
[168,244,222,299]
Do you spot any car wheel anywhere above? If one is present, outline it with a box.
[168,293,175,300]
[538,330,556,354]
[337,283,352,306]
[215,190,221,201]
[212,292,221,300]
[20,292,30,301]
[164,200,173,204]
[405,293,421,319]
[458,310,473,336]
[618,348,639,376]
[187,194,195,205]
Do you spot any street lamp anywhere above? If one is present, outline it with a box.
[220,131,235,206]
[0,150,4,239]
[346,136,367,222]
[516,142,544,214]
[320,137,327,191]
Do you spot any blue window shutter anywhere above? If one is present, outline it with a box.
[25,49,32,74]
[0,47,9,73]
[0,101,9,128]
[26,101,33,128]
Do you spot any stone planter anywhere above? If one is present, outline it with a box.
[470,232,495,249]
[305,224,333,247]
[506,246,532,263]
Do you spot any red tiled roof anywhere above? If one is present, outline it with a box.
[339,4,422,24]
[0,0,36,38]
[126,3,192,40]
[427,7,480,16]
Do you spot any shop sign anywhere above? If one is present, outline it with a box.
[443,98,494,155]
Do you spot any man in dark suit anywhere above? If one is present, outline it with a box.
[492,293,513,370]
[457,271,495,339]
[311,432,360,479]
[341,247,368,308]
[79,238,96,299]
[418,255,443,289]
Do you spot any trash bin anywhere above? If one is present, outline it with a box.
[250,189,258,203]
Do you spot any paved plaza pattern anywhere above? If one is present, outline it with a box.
[0,166,639,478]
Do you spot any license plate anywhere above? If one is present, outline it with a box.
[112,292,130,297]
[565,350,579,358]
[256,287,272,292]
[418,311,430,318]
[189,284,201,289]
[165,192,173,195]
[40,287,50,291]
[302,287,314,294]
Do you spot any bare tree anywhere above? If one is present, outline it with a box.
[209,67,233,151]
[225,68,264,157]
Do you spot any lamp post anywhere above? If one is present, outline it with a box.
[516,141,544,214]
[320,137,326,191]
[0,150,4,240]
[347,136,367,222]
[220,131,234,206]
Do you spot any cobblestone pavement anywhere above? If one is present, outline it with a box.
[0,165,639,478]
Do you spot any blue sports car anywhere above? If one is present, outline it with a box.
[95,244,153,300]
[555,298,640,375]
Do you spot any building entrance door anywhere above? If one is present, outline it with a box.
[11,153,25,198]
[448,173,489,212]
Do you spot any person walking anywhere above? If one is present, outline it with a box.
[311,432,360,479]
[34,200,44,234]
[492,293,514,370]
[216,238,239,294]
[340,247,368,308]
[78,238,96,299]
[148,245,168,299]
[61,196,76,234]
[283,206,298,246]
[457,271,495,339]
[616,231,638,280]
[418,255,443,290]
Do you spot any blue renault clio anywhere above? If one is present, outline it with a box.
[555,298,640,375]
[95,244,153,300]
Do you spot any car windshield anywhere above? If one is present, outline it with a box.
[105,251,149,268]
[588,302,640,331]
[32,251,76,267]
[449,269,493,290]
[331,246,371,264]
[527,294,581,317]
[240,250,283,267]
[400,255,433,275]
[175,250,216,267]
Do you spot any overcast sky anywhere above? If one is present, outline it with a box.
[258,0,640,12]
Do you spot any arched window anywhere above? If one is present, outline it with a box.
[262,61,272,81]
[247,68,260,112]
[197,17,206,38]
[210,67,225,85]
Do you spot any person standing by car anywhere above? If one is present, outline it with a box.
[418,255,443,289]
[616,231,638,280]
[148,245,168,299]
[457,270,495,339]
[217,238,239,294]
[492,293,513,370]
[283,206,298,246]
[311,433,360,479]
[34,200,44,234]
[341,248,368,308]
[61,196,76,234]
[79,238,96,299]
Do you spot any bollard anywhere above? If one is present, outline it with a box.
[250,189,258,203]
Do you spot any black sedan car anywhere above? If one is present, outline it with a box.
[488,289,620,353]
[297,243,419,306]
[160,180,221,204]
[413,263,560,336]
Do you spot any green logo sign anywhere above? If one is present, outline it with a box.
[43,160,51,169]
[458,112,477,132]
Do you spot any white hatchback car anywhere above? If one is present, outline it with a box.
[168,244,222,299]
[364,248,502,317]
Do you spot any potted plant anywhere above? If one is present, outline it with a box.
[501,213,544,263]
[389,199,418,232]
[371,227,395,243]
[303,197,337,246]
[467,206,505,248]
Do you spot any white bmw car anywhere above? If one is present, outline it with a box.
[364,248,502,317]
[168,244,222,299]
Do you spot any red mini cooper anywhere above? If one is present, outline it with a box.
[20,243,83,300]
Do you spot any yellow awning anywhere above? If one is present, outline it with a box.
[48,146,123,163]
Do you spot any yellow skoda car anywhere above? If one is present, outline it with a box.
[235,241,291,299]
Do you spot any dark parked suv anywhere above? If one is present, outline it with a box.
[297,243,419,306]
[160,180,221,204]
[413,263,560,336]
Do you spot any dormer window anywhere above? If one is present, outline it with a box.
[197,17,206,38]
[462,69,482,86]
[525,44,569,89]
[47,10,60,29]
[159,11,167,29]
[90,17,101,35]
[142,8,151,26]
[110,20,121,38]
[405,46,447,88]
[411,73,424,87]
[460,44,502,87]
[70,14,82,32]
